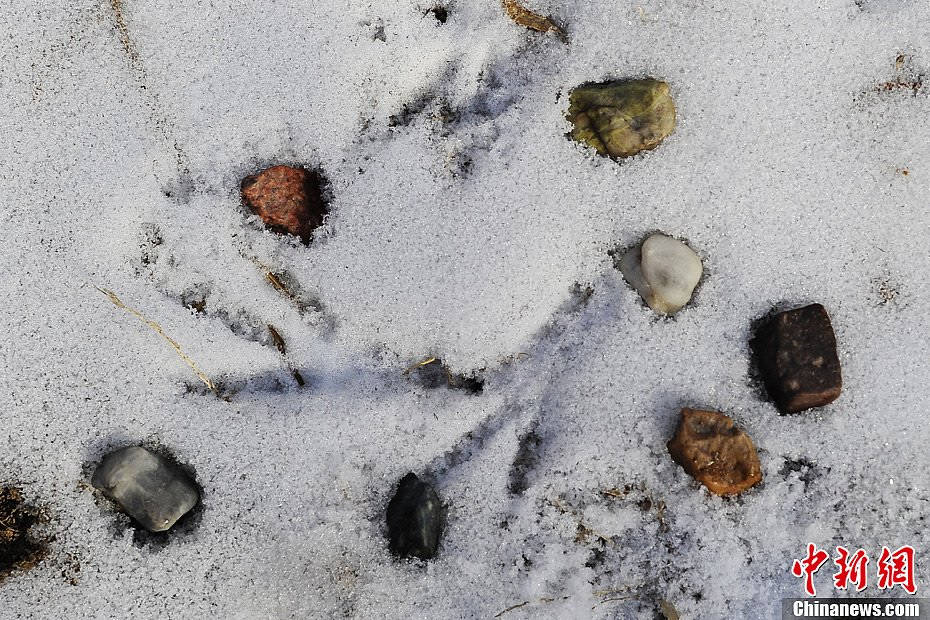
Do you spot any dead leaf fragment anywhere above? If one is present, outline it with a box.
[266,324,306,387]
[268,324,287,355]
[502,0,565,39]
[660,599,680,620]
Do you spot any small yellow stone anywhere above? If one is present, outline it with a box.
[567,79,676,159]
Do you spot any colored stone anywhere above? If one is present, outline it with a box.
[667,408,762,496]
[567,79,676,158]
[752,304,842,414]
[241,165,327,244]
[92,446,199,532]
[386,473,442,560]
[618,233,702,315]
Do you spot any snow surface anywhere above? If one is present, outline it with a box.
[1,0,929,618]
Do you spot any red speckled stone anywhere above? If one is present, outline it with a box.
[241,165,327,244]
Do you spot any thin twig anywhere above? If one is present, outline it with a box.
[268,324,287,355]
[265,271,297,300]
[240,253,299,301]
[494,601,529,617]
[267,324,306,387]
[591,584,649,608]
[403,357,437,375]
[495,597,568,618]
[97,287,218,395]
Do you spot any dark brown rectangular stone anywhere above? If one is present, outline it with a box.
[752,303,842,414]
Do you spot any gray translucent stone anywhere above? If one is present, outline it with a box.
[91,446,199,532]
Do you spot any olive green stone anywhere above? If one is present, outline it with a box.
[567,79,676,159]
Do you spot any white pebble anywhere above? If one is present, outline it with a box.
[619,233,703,315]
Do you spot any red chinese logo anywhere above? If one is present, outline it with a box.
[833,546,869,592]
[877,545,916,595]
[792,543,830,596]
[792,544,917,596]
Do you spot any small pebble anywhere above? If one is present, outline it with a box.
[667,408,762,496]
[386,473,442,560]
[91,446,199,532]
[751,303,842,414]
[566,78,676,159]
[619,233,702,315]
[241,164,327,244]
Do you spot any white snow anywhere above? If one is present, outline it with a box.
[1,0,929,617]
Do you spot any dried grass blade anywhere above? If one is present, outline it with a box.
[97,287,218,395]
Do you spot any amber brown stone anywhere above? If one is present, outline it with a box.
[667,408,762,496]
[241,165,327,244]
[751,304,842,414]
